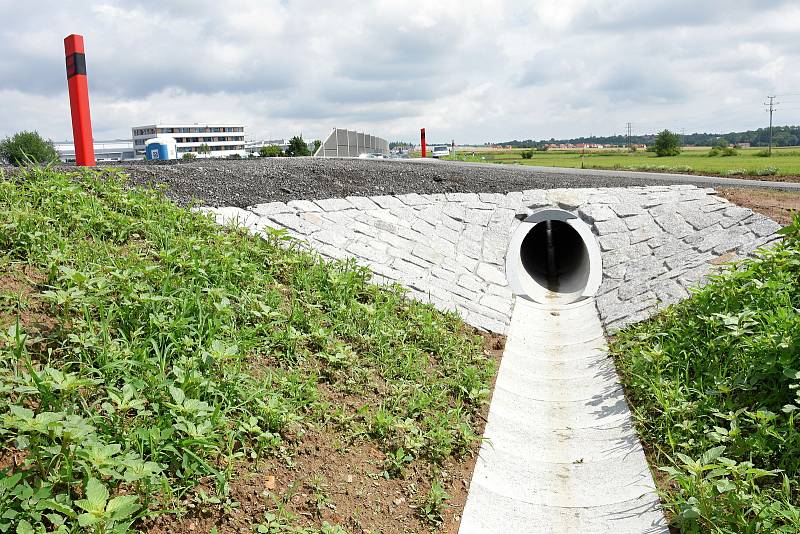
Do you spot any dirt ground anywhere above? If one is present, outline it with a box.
[716,187,800,225]
[144,331,506,534]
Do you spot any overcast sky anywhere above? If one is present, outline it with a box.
[1,0,799,144]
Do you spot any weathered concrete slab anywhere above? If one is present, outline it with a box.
[459,298,668,533]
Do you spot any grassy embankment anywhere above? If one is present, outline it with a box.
[610,215,800,532]
[445,147,800,180]
[0,167,495,532]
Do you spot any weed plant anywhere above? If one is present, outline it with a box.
[611,215,800,532]
[0,167,494,532]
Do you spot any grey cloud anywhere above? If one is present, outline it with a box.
[517,49,580,87]
[0,0,798,143]
[594,66,687,104]
[573,0,793,32]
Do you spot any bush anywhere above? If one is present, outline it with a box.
[653,129,681,157]
[755,166,778,176]
[259,145,282,157]
[181,152,196,160]
[229,153,241,160]
[520,150,533,159]
[724,168,747,176]
[0,131,59,166]
[708,146,738,157]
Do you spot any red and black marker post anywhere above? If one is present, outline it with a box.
[64,34,96,166]
[420,128,426,158]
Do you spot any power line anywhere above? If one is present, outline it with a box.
[764,95,779,156]
[626,122,632,150]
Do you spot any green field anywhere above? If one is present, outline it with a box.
[445,147,800,180]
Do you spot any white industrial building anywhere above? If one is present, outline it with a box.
[54,140,135,162]
[131,123,246,158]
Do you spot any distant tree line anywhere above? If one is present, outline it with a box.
[498,125,800,148]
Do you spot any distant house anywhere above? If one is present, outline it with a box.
[736,142,751,148]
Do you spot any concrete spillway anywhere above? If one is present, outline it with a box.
[459,297,667,533]
[203,184,782,532]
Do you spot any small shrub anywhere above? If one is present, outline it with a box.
[229,153,241,160]
[419,479,451,525]
[755,149,771,157]
[708,146,738,157]
[724,168,746,176]
[755,166,778,176]
[181,152,196,159]
[520,150,533,159]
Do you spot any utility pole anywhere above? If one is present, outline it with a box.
[764,96,778,156]
[681,128,685,147]
[625,122,632,150]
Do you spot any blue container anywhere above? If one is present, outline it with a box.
[144,137,177,160]
[146,143,169,160]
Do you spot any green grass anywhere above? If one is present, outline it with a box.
[609,216,800,532]
[446,147,800,179]
[0,167,494,532]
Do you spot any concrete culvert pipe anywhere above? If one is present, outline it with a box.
[506,208,602,304]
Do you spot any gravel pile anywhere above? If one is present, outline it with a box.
[5,158,791,208]
[110,158,686,207]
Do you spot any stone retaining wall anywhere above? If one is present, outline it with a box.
[202,185,781,334]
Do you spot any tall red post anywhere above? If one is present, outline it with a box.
[420,128,426,158]
[64,34,96,166]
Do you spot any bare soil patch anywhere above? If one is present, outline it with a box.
[716,187,800,225]
[143,331,505,534]
[0,263,54,338]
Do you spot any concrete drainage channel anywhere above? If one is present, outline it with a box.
[204,185,783,533]
[460,210,665,533]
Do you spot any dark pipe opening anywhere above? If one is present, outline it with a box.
[520,220,590,294]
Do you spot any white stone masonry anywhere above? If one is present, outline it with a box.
[203,186,782,334]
